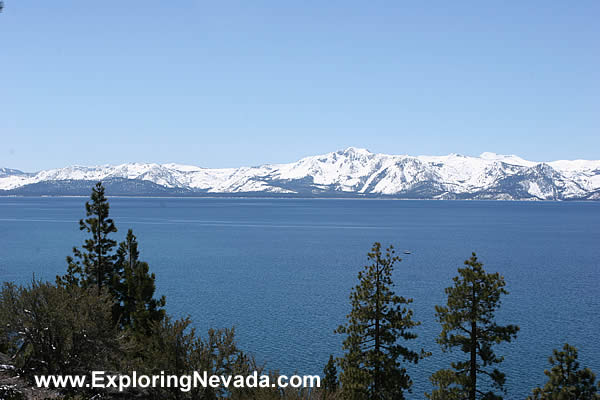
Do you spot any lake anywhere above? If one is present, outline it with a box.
[1,197,599,398]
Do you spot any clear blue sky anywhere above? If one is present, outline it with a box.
[1,1,598,171]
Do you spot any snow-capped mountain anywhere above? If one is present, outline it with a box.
[2,148,600,200]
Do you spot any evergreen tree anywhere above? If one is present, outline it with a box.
[57,182,118,296]
[323,354,339,397]
[114,229,166,334]
[335,242,426,400]
[427,253,519,400]
[528,343,600,400]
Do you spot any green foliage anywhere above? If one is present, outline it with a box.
[427,253,519,400]
[134,315,280,400]
[0,280,119,376]
[335,242,426,400]
[57,182,119,295]
[56,183,165,337]
[0,282,18,355]
[114,229,166,334]
[527,343,600,400]
[426,369,469,400]
[323,354,338,397]
[124,315,324,400]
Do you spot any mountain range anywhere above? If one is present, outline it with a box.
[2,148,600,200]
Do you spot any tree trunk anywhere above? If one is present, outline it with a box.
[469,283,477,400]
[470,320,477,400]
[374,259,381,399]
[97,221,102,296]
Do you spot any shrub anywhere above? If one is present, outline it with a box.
[0,280,119,377]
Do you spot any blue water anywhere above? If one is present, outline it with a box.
[0,197,599,398]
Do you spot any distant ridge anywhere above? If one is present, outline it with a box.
[2,148,600,200]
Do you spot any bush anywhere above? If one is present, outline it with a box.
[0,280,119,377]
[125,315,301,400]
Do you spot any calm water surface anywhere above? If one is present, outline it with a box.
[1,197,599,398]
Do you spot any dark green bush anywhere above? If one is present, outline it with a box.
[0,280,119,377]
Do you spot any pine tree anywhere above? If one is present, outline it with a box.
[528,343,600,400]
[427,253,519,400]
[57,182,118,296]
[323,354,339,397]
[335,242,426,400]
[115,229,166,335]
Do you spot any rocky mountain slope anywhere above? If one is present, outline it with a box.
[2,148,599,200]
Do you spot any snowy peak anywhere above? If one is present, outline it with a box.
[478,152,536,167]
[0,168,28,178]
[1,149,599,200]
[337,147,372,156]
[480,151,513,160]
